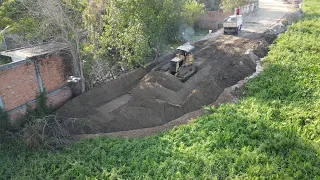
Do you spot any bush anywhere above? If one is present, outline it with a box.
[23,115,71,149]
[22,115,92,149]
[0,107,11,132]
[0,55,12,65]
[18,89,92,149]
[20,89,53,127]
[26,89,53,119]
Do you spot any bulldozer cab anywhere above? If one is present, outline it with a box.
[169,56,183,74]
[169,44,195,74]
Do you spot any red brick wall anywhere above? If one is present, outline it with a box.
[196,11,232,30]
[0,61,39,111]
[0,50,74,121]
[47,86,73,108]
[38,55,71,93]
[205,11,233,22]
[8,86,73,120]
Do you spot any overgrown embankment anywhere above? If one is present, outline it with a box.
[1,0,320,179]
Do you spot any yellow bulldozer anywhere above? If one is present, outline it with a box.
[161,43,197,82]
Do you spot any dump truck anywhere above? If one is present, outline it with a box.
[223,15,243,34]
[161,43,197,82]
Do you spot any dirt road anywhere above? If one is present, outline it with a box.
[243,0,293,33]
[63,0,300,139]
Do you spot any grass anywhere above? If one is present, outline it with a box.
[1,0,320,179]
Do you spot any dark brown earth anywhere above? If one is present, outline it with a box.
[71,34,270,139]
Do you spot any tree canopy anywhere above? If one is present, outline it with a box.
[220,0,255,11]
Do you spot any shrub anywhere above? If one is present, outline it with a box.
[23,115,71,149]
[0,107,11,132]
[26,89,53,119]
[22,115,92,149]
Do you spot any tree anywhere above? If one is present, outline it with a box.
[181,0,205,25]
[198,0,221,11]
[18,0,86,92]
[0,0,39,47]
[220,0,246,11]
[83,0,204,87]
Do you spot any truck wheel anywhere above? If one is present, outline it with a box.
[235,28,239,35]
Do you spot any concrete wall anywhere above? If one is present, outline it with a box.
[0,51,74,120]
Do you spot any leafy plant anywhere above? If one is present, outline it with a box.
[0,55,12,65]
[26,89,53,120]
[220,0,246,11]
[0,107,11,131]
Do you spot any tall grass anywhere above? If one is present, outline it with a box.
[1,0,320,179]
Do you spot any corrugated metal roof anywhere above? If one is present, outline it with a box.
[0,42,69,62]
[177,44,195,53]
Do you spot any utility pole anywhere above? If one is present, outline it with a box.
[216,0,221,30]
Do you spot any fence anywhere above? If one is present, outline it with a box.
[233,2,259,15]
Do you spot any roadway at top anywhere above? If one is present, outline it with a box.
[242,0,293,33]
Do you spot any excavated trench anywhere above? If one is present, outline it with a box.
[58,7,303,136]
[57,35,266,135]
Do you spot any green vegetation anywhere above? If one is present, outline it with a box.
[0,0,38,41]
[199,0,221,11]
[0,55,11,65]
[25,89,53,121]
[221,0,258,11]
[0,107,11,132]
[1,0,320,179]
[191,28,210,41]
[81,0,204,87]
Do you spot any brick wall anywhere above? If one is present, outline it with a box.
[196,11,232,30]
[38,53,72,93]
[0,60,39,111]
[0,50,74,120]
[8,86,73,120]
